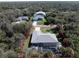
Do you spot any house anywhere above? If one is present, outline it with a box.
[11,16,28,26]
[29,31,62,53]
[16,16,29,21]
[33,15,45,21]
[32,11,46,21]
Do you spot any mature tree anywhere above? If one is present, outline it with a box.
[46,16,55,24]
[0,48,4,58]
[12,21,28,33]
[14,9,22,17]
[1,22,13,38]
[11,33,25,49]
[3,50,18,58]
[46,16,65,24]
[60,47,74,58]
[0,29,6,42]
[0,43,8,51]
[62,38,72,47]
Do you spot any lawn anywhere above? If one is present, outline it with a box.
[23,36,30,51]
[37,18,46,25]
[41,28,51,33]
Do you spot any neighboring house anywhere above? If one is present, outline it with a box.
[16,16,29,21]
[34,11,46,16]
[32,11,46,21]
[11,16,28,25]
[29,31,62,53]
[11,21,26,26]
[33,15,45,21]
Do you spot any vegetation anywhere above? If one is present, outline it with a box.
[59,47,75,58]
[25,48,55,58]
[0,1,79,58]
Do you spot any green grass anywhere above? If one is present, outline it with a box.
[23,36,30,51]
[37,18,46,25]
[23,27,34,51]
[41,28,51,33]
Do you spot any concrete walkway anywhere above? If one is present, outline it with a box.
[32,21,57,31]
[32,21,41,31]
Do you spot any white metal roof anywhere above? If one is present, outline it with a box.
[34,11,46,16]
[31,31,58,43]
[33,15,44,21]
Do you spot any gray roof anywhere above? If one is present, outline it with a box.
[31,31,58,43]
[17,16,28,21]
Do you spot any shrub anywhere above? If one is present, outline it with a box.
[42,50,55,58]
[60,47,74,58]
[26,48,40,58]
